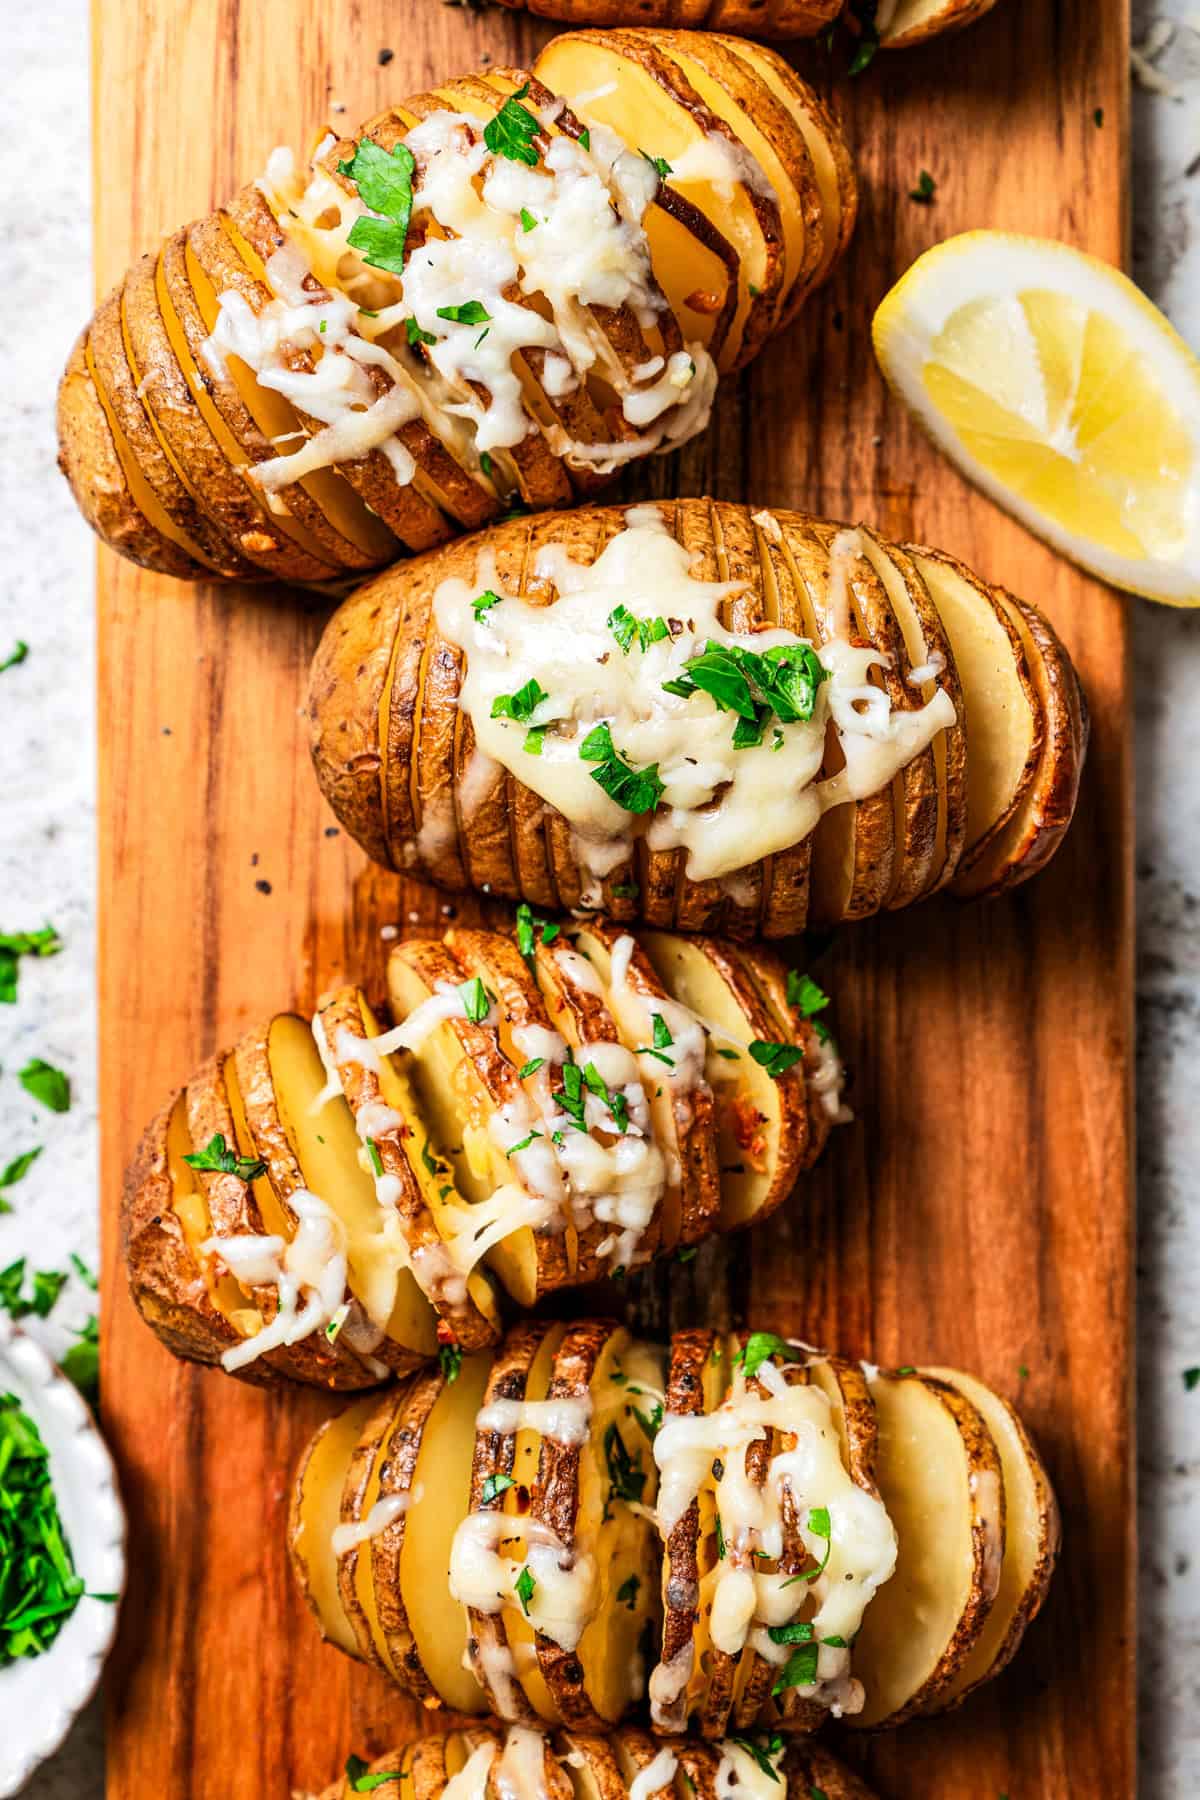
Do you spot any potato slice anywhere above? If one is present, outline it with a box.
[387,936,571,1305]
[320,984,501,1351]
[533,1323,664,1726]
[949,584,1089,901]
[337,1388,416,1677]
[288,1393,382,1655]
[881,0,999,49]
[849,1370,1005,1729]
[463,1320,560,1722]
[922,1365,1060,1708]
[570,923,721,1253]
[732,943,848,1162]
[651,1327,724,1734]
[639,933,806,1231]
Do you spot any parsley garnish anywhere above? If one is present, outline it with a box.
[663,640,827,745]
[519,207,538,232]
[61,1315,99,1401]
[728,1736,784,1783]
[772,1639,819,1693]
[420,1141,441,1177]
[325,1303,350,1345]
[16,1058,70,1115]
[0,925,62,1005]
[632,1400,663,1443]
[781,1503,833,1587]
[715,1047,740,1061]
[581,1062,629,1133]
[603,1421,646,1506]
[482,1472,516,1504]
[641,151,673,178]
[515,901,560,966]
[735,1332,803,1382]
[0,1260,68,1322]
[577,126,590,151]
[183,1133,266,1182]
[0,1148,42,1209]
[515,1564,536,1614]
[611,881,639,899]
[437,300,491,327]
[1184,1368,1200,1392]
[608,605,670,655]
[506,1130,542,1157]
[473,588,503,621]
[677,1246,697,1263]
[458,976,494,1024]
[909,170,936,205]
[491,678,548,724]
[523,728,544,755]
[847,0,880,73]
[579,722,664,816]
[338,139,416,276]
[345,1754,405,1791]
[553,1058,586,1129]
[405,317,437,347]
[484,82,541,167]
[517,1058,544,1079]
[786,971,830,1018]
[438,1336,464,1382]
[748,1040,804,1079]
[0,1394,100,1665]
[616,1572,640,1610]
[0,641,28,675]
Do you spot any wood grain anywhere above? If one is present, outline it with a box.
[93,0,1134,1795]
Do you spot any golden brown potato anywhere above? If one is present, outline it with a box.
[493,0,998,45]
[318,1727,882,1800]
[308,499,1086,934]
[58,31,853,582]
[122,922,848,1385]
[294,1324,1058,1737]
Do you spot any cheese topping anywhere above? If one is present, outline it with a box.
[442,1743,500,1800]
[434,511,957,884]
[475,1393,593,1445]
[650,1351,897,1716]
[331,1489,416,1557]
[628,1749,679,1800]
[204,91,718,499]
[494,1726,552,1800]
[202,1188,347,1372]
[714,1742,785,1800]
[448,1511,596,1652]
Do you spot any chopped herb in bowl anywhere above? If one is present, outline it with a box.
[0,1392,90,1664]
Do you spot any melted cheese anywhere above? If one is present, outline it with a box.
[330,1490,414,1557]
[475,1393,593,1445]
[443,1742,499,1800]
[204,98,717,498]
[435,511,957,884]
[448,1511,596,1652]
[650,1352,898,1714]
[714,1741,785,1800]
[201,1188,347,1372]
[629,1749,679,1800]
[494,1726,551,1800]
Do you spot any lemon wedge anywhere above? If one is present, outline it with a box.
[873,232,1200,604]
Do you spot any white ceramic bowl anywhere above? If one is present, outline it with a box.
[0,1317,126,1797]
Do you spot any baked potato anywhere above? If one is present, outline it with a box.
[57,30,854,583]
[291,1322,1058,1735]
[320,1726,880,1800]
[122,919,847,1385]
[496,0,998,47]
[309,498,1087,934]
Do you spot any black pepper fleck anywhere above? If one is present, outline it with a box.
[255,879,273,895]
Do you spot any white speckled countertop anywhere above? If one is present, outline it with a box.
[0,2,1197,1792]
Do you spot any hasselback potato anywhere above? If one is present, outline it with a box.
[57,30,853,583]
[322,1727,879,1800]
[123,919,847,1385]
[309,499,1087,935]
[497,0,999,50]
[291,1322,1058,1735]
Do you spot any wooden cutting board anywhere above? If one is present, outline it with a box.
[93,1,1133,1795]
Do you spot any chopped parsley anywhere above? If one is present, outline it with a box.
[438,1336,464,1382]
[715,1513,727,1559]
[603,1421,646,1507]
[365,1138,384,1177]
[338,138,416,275]
[735,1332,803,1382]
[616,1572,640,1610]
[405,317,437,347]
[436,300,492,327]
[786,971,830,1018]
[516,1058,544,1079]
[715,1047,741,1061]
[481,1472,516,1504]
[728,1736,784,1783]
[579,722,664,816]
[473,588,503,621]
[325,1303,350,1345]
[523,728,544,755]
[519,207,538,232]
[748,1040,804,1079]
[847,0,880,73]
[420,1141,442,1177]
[581,1061,629,1133]
[577,126,590,151]
[608,605,670,655]
[484,82,541,168]
[515,1564,536,1614]
[1184,1368,1200,1392]
[782,1503,833,1587]
[553,1058,586,1129]
[1094,107,1105,128]
[457,976,495,1024]
[182,1133,266,1181]
[506,1130,542,1157]
[492,678,548,724]
[909,170,936,205]
[0,1394,105,1666]
[611,881,639,899]
[632,1399,663,1443]
[0,1260,68,1322]
[345,1754,405,1791]
[676,1246,697,1263]
[641,150,673,178]
[515,901,560,966]
[0,641,28,675]
[663,640,827,746]
[772,1639,819,1693]
[0,925,62,1005]
[60,1315,99,1402]
[0,1148,42,1210]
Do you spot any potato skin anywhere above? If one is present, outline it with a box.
[308,498,1087,933]
[492,0,995,40]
